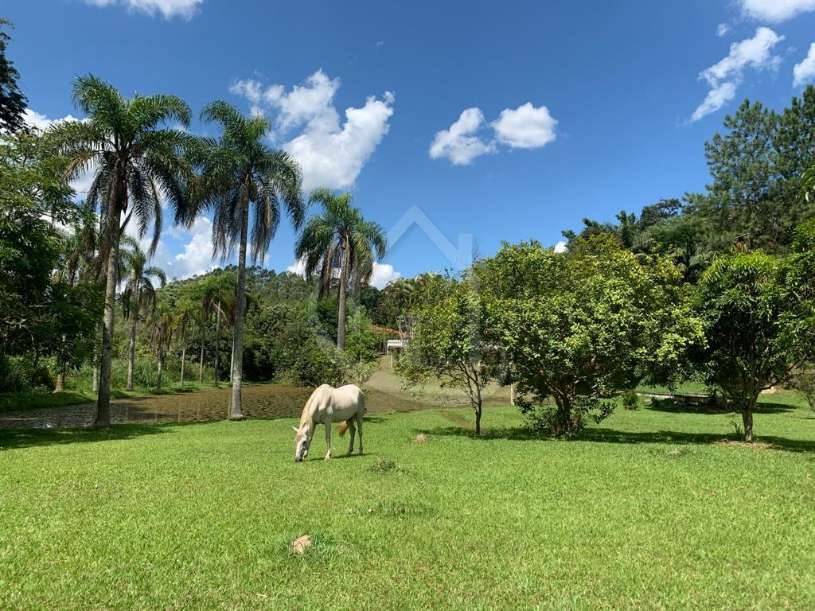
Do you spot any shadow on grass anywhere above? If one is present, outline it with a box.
[0,423,173,451]
[416,425,815,453]
[646,399,796,415]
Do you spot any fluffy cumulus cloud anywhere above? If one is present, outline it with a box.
[553,240,568,254]
[492,103,557,149]
[170,216,216,279]
[691,27,784,122]
[369,262,401,288]
[84,0,202,19]
[429,108,495,165]
[229,70,395,192]
[286,258,399,289]
[738,0,815,22]
[794,43,815,87]
[430,103,557,165]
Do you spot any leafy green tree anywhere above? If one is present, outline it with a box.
[696,252,815,442]
[0,19,26,134]
[49,76,194,425]
[400,279,496,434]
[121,241,166,390]
[295,189,387,350]
[481,236,702,436]
[195,101,304,419]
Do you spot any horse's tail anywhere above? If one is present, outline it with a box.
[338,421,350,437]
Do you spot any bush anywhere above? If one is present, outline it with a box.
[791,369,815,411]
[0,356,53,392]
[523,397,615,438]
[621,390,640,410]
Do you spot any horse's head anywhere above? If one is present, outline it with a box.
[292,423,312,462]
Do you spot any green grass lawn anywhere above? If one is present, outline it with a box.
[1,399,814,609]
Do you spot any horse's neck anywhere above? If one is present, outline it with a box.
[299,411,314,428]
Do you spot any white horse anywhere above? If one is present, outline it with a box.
[293,384,366,462]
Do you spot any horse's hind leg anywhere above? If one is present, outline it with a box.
[355,412,364,455]
[346,419,356,456]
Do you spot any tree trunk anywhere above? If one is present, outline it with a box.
[95,219,120,427]
[742,398,756,443]
[198,339,204,383]
[156,349,163,391]
[54,335,67,393]
[214,302,221,387]
[126,315,137,391]
[336,240,350,351]
[92,347,99,393]
[474,401,482,435]
[229,195,249,420]
[179,329,186,390]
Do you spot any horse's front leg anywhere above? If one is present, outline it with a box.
[324,421,333,460]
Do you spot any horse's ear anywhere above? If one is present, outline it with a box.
[292,426,299,433]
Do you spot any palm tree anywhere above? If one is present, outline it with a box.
[49,75,194,426]
[195,101,304,419]
[121,241,166,391]
[295,189,387,350]
[148,299,174,391]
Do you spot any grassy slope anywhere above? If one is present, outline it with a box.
[1,400,814,609]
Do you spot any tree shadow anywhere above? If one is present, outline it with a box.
[0,423,173,451]
[416,425,815,453]
[646,398,796,415]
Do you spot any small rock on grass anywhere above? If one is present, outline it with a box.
[413,434,428,444]
[291,534,313,555]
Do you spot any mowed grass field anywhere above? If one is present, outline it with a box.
[1,395,814,609]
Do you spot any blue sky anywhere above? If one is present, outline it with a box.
[7,0,815,285]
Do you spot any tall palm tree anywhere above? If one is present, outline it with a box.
[49,75,194,426]
[195,101,304,419]
[295,189,387,350]
[148,299,174,391]
[121,241,166,391]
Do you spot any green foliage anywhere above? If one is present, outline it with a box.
[481,236,703,436]
[399,278,496,434]
[695,251,815,441]
[0,19,26,134]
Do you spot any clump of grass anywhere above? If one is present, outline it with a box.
[363,500,432,517]
[369,456,398,473]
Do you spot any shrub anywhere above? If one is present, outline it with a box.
[621,390,640,410]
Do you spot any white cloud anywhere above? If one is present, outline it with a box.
[285,258,399,289]
[429,108,495,165]
[230,70,395,192]
[553,240,568,254]
[370,262,401,288]
[84,0,202,19]
[717,23,730,37]
[23,108,81,130]
[286,257,307,276]
[170,216,215,279]
[794,43,815,87]
[738,0,815,22]
[430,103,558,165]
[691,27,784,122]
[492,102,557,149]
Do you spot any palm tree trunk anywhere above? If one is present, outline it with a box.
[214,301,221,387]
[337,240,350,351]
[198,329,205,383]
[179,324,186,390]
[156,347,163,391]
[229,195,249,420]
[126,316,137,391]
[95,221,120,427]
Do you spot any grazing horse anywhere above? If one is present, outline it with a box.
[293,384,366,462]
